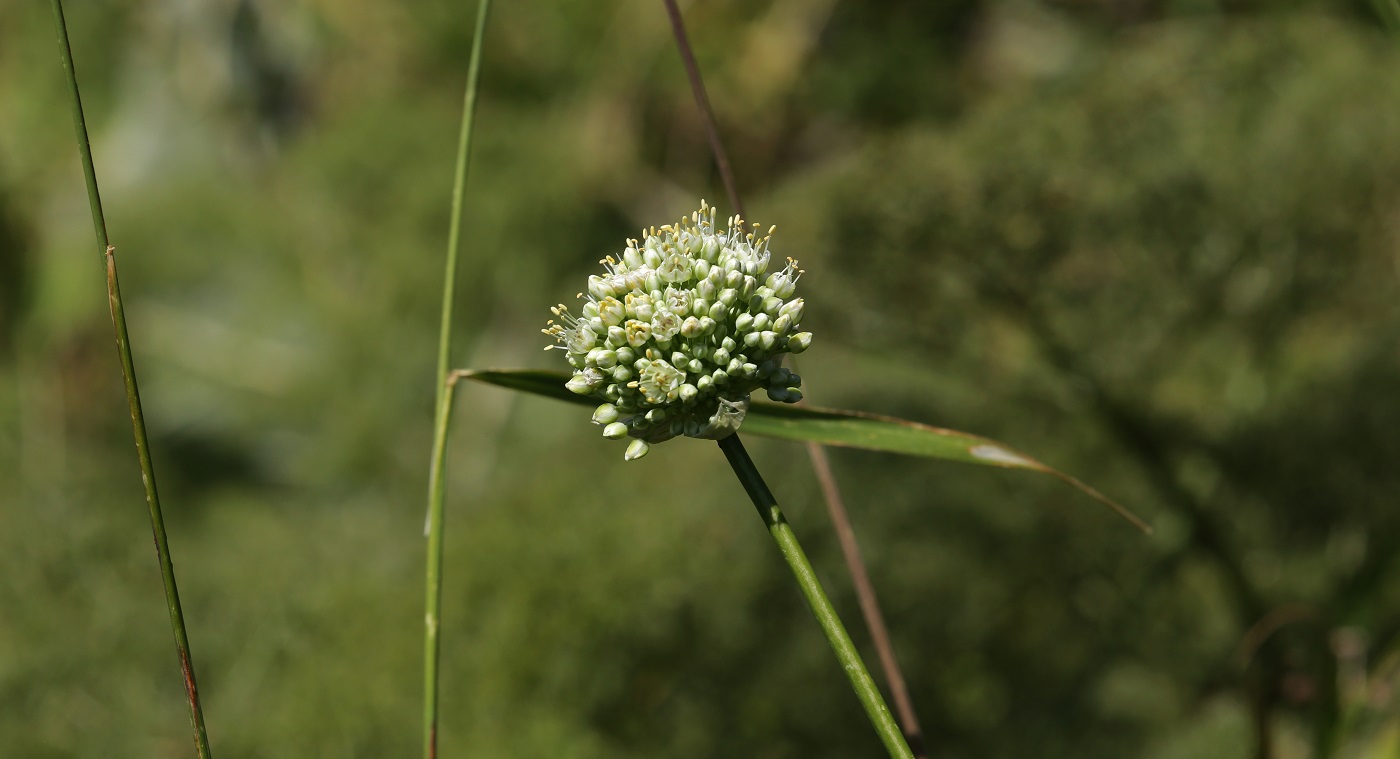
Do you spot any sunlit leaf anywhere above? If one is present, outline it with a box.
[450,368,1150,532]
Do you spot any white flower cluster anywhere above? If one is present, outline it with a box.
[544,202,812,460]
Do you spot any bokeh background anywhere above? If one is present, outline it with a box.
[3,0,1400,757]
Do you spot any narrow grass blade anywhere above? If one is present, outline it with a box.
[49,1,213,756]
[423,2,492,757]
[448,368,1151,532]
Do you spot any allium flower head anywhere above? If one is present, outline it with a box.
[544,202,812,460]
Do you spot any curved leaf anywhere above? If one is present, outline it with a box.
[449,368,1150,532]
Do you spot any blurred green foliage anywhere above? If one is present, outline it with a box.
[3,1,1400,757]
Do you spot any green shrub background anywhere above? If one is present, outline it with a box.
[2,1,1399,757]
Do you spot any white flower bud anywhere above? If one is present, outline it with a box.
[779,298,805,324]
[680,316,704,338]
[771,314,792,336]
[588,275,617,300]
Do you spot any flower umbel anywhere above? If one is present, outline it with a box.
[544,202,812,460]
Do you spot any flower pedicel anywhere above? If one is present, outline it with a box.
[545,202,812,460]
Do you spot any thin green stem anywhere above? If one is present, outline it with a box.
[49,1,211,756]
[424,2,492,757]
[718,434,916,759]
[662,2,929,751]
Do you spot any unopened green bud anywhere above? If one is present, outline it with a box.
[606,326,626,347]
[566,369,601,395]
[625,438,650,460]
[787,332,813,354]
[593,404,620,424]
[603,421,629,439]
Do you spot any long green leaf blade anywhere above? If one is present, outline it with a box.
[449,368,1151,532]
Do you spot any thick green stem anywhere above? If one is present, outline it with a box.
[718,434,917,759]
[49,1,212,756]
[423,2,492,757]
